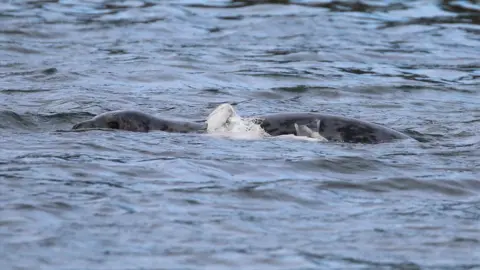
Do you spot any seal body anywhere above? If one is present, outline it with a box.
[72,110,411,144]
[72,110,205,133]
[255,113,410,144]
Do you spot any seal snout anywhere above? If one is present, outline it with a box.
[72,123,81,130]
[72,121,91,130]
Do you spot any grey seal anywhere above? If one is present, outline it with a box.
[72,110,411,144]
[72,110,204,133]
[252,112,411,144]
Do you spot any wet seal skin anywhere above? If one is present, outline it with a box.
[255,112,411,144]
[72,110,412,144]
[72,110,205,133]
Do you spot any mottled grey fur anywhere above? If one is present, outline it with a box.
[72,110,205,133]
[72,110,411,144]
[255,112,410,144]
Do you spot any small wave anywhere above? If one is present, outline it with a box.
[0,110,95,131]
[0,88,51,94]
[318,178,480,197]
[0,110,32,130]
[184,0,409,13]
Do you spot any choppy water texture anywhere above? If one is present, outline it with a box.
[1,0,480,269]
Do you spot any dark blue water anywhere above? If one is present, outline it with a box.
[1,1,479,269]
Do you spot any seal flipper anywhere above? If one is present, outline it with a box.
[294,120,328,142]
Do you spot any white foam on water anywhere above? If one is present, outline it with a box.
[206,103,237,133]
[205,103,328,142]
[205,103,268,140]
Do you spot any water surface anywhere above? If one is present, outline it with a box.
[1,0,479,269]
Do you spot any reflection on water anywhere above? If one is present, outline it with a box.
[1,0,479,269]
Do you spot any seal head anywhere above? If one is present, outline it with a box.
[72,110,206,133]
[72,110,158,132]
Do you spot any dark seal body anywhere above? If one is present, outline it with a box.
[72,110,205,133]
[255,112,411,144]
